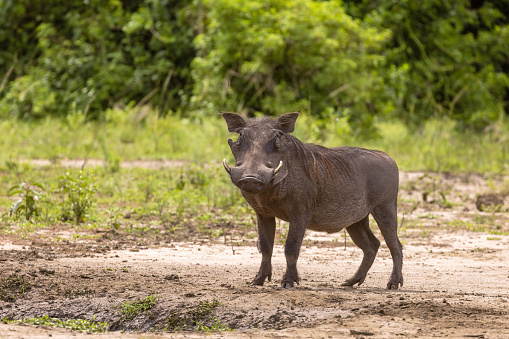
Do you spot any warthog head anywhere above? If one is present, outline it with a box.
[221,112,299,193]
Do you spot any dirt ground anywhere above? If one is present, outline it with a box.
[1,171,508,338]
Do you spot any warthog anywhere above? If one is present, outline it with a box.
[221,112,403,289]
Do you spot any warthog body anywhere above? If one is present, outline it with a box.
[222,113,403,289]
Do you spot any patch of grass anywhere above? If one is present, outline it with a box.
[482,204,506,213]
[1,110,508,174]
[59,170,97,224]
[0,275,30,302]
[0,162,251,242]
[106,207,123,230]
[488,230,509,236]
[487,237,502,241]
[196,317,232,333]
[474,214,496,225]
[359,118,509,174]
[118,294,157,322]
[419,213,438,219]
[63,287,96,299]
[52,234,101,242]
[470,247,493,253]
[448,219,487,232]
[2,315,107,333]
[159,298,231,332]
[0,111,230,164]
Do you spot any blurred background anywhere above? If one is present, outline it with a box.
[0,0,508,172]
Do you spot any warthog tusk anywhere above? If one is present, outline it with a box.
[222,159,232,174]
[273,161,283,177]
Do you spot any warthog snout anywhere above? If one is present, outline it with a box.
[238,175,264,192]
[222,159,284,193]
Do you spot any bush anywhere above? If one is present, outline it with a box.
[191,0,391,131]
[344,0,509,129]
[8,180,45,221]
[0,0,196,120]
[59,170,97,224]
[0,0,507,131]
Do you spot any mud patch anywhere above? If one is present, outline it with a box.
[0,276,30,302]
[1,236,509,338]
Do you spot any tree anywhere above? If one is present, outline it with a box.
[345,0,509,129]
[0,0,196,119]
[191,0,391,130]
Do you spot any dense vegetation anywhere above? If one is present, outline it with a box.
[1,0,508,132]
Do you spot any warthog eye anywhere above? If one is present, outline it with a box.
[233,134,248,151]
[265,135,282,153]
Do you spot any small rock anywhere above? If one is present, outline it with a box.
[476,194,504,211]
[350,329,374,336]
[165,274,180,281]
[39,267,55,275]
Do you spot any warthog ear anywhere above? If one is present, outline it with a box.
[221,112,246,133]
[276,112,300,133]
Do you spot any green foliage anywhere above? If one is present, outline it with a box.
[8,179,45,221]
[2,315,107,333]
[192,0,391,130]
[59,170,97,224]
[0,109,230,164]
[312,114,509,174]
[344,0,509,129]
[118,294,157,322]
[0,0,507,130]
[106,207,123,230]
[0,0,196,119]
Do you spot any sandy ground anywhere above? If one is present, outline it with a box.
[1,170,508,338]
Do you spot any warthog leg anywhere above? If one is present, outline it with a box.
[372,199,403,290]
[281,216,308,288]
[251,214,276,286]
[341,215,380,287]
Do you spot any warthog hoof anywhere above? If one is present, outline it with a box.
[280,275,299,288]
[341,274,366,287]
[250,272,271,286]
[387,276,403,290]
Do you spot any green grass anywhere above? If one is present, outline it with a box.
[488,230,509,236]
[0,108,508,174]
[118,294,158,322]
[2,315,107,333]
[0,161,252,241]
[0,109,507,243]
[0,109,229,164]
[368,119,509,174]
[487,237,502,241]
